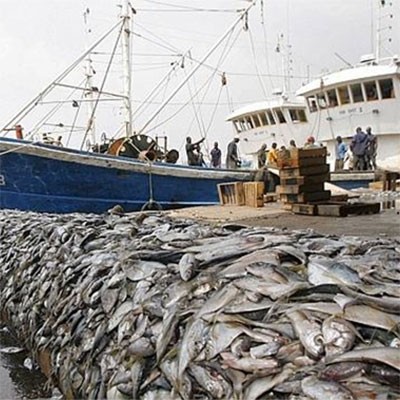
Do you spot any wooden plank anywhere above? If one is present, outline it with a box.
[290,147,327,159]
[264,192,278,203]
[244,182,264,208]
[277,183,324,194]
[317,204,347,217]
[280,190,331,204]
[217,182,245,206]
[330,194,349,202]
[279,164,330,179]
[291,203,317,215]
[344,202,381,215]
[280,173,330,186]
[278,156,327,169]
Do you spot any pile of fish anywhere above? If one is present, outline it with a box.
[0,210,399,400]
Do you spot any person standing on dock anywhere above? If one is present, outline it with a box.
[185,136,205,166]
[226,137,240,169]
[210,142,222,168]
[335,136,347,171]
[267,142,278,167]
[365,127,377,170]
[350,127,368,171]
[257,144,267,169]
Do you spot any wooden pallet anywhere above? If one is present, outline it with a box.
[280,190,331,204]
[217,182,245,206]
[279,164,330,179]
[291,201,380,217]
[316,202,381,217]
[244,182,264,208]
[277,183,324,194]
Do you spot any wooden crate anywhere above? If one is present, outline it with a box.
[277,183,324,195]
[280,173,330,186]
[279,164,330,179]
[280,190,331,204]
[317,202,380,217]
[244,182,264,208]
[291,203,317,215]
[217,182,245,206]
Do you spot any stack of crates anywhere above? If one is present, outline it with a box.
[277,147,331,211]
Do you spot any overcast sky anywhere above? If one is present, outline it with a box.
[0,0,398,158]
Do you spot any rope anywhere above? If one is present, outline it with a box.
[141,165,162,211]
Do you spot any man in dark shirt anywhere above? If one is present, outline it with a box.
[257,144,267,169]
[210,142,222,168]
[226,137,240,169]
[365,126,377,170]
[185,136,205,166]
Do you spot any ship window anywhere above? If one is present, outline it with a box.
[266,110,276,125]
[245,116,254,130]
[233,120,242,133]
[307,96,318,113]
[317,93,327,109]
[327,89,338,107]
[239,119,246,131]
[351,83,364,103]
[338,86,350,105]
[289,109,308,123]
[364,81,378,101]
[252,114,261,128]
[379,78,394,99]
[259,112,268,126]
[275,109,286,124]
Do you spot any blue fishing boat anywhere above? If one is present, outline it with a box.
[0,137,253,213]
[0,2,256,214]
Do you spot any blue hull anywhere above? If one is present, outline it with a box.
[0,138,254,213]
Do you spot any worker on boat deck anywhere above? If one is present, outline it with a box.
[303,136,318,148]
[289,139,297,150]
[15,125,23,140]
[257,144,267,169]
[210,142,222,168]
[350,127,368,171]
[226,137,240,169]
[267,142,278,167]
[55,136,63,147]
[335,136,347,171]
[365,127,377,170]
[42,133,54,144]
[185,136,205,166]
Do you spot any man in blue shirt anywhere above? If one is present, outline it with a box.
[335,136,347,171]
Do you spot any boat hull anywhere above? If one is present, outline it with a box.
[0,138,254,213]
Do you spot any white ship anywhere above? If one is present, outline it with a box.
[227,1,400,172]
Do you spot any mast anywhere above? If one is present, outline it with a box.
[120,0,133,137]
[83,8,96,145]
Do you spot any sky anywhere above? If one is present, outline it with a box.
[0,0,398,160]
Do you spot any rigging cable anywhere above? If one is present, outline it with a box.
[0,20,123,135]
[247,28,268,98]
[80,21,125,150]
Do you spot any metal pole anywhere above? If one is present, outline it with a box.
[84,8,96,145]
[121,0,133,137]
[137,1,255,135]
